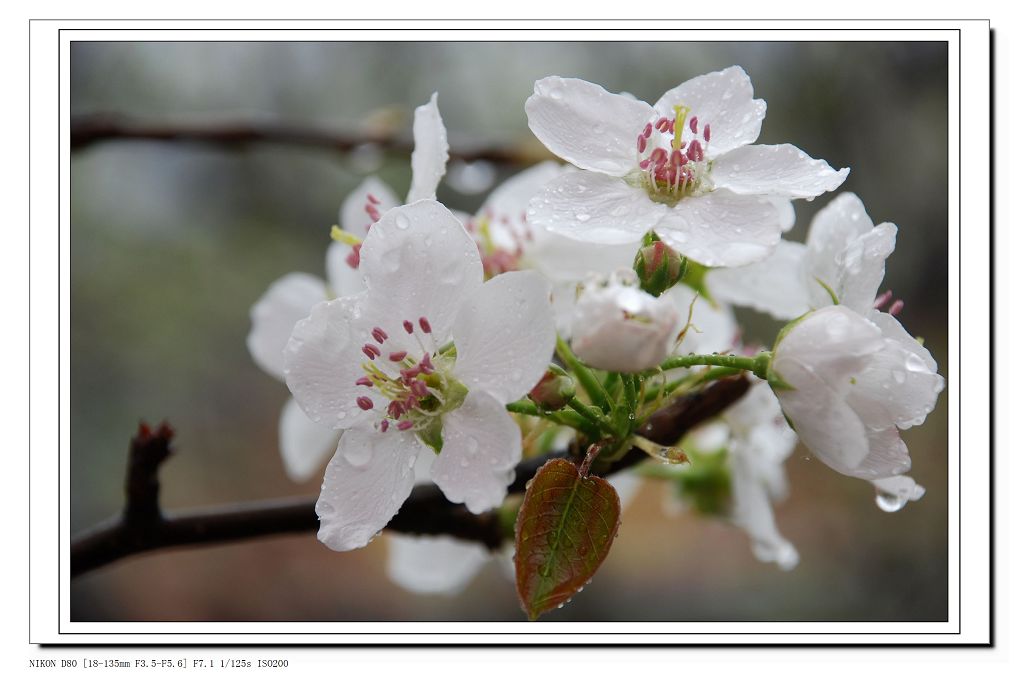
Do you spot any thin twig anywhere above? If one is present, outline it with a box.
[69,376,749,578]
[70,114,550,166]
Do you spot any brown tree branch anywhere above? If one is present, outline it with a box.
[69,376,749,578]
[70,113,550,166]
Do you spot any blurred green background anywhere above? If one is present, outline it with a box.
[70,41,949,621]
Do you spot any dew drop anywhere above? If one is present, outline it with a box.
[875,492,907,512]
[394,213,410,230]
[891,370,906,384]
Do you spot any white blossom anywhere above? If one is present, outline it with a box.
[569,269,682,372]
[524,66,848,267]
[246,94,448,482]
[284,200,556,551]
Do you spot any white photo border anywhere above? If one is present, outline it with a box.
[28,19,992,645]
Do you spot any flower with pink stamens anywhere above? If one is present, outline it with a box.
[525,66,848,267]
[284,199,556,552]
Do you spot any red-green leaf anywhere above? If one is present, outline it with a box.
[514,457,622,620]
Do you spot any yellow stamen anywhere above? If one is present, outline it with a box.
[330,225,363,246]
[672,105,690,151]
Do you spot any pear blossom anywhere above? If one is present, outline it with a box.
[247,94,449,482]
[247,272,343,482]
[770,305,944,482]
[723,381,800,569]
[730,192,946,487]
[665,376,797,569]
[284,199,556,551]
[569,269,683,372]
[328,92,449,295]
[465,161,636,333]
[524,66,848,267]
[707,192,901,320]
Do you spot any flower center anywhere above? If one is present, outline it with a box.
[632,104,714,206]
[352,317,467,452]
[468,213,533,278]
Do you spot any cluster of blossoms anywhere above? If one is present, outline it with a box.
[248,66,944,600]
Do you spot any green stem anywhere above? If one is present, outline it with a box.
[603,372,622,401]
[655,352,770,379]
[567,397,619,437]
[644,366,741,402]
[556,337,614,412]
[506,399,600,438]
[623,374,638,412]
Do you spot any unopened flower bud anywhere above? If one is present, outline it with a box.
[570,269,683,373]
[634,236,686,297]
[528,368,576,410]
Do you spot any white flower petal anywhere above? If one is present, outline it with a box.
[283,294,375,430]
[729,441,798,570]
[773,357,870,476]
[525,76,655,176]
[772,197,797,232]
[656,190,782,267]
[773,305,885,387]
[665,283,739,355]
[452,271,556,404]
[725,381,791,442]
[339,176,400,237]
[805,192,876,288]
[550,280,580,337]
[406,93,449,203]
[706,240,811,320]
[571,274,682,372]
[528,168,668,245]
[833,223,897,315]
[316,427,423,551]
[432,391,522,513]
[248,272,328,381]
[712,144,849,199]
[869,311,938,372]
[653,66,766,158]
[854,426,912,479]
[385,534,490,595]
[279,397,339,482]
[479,161,564,243]
[359,200,483,347]
[848,325,945,430]
[325,241,367,299]
[525,231,639,283]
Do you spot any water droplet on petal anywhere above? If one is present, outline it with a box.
[875,492,907,512]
